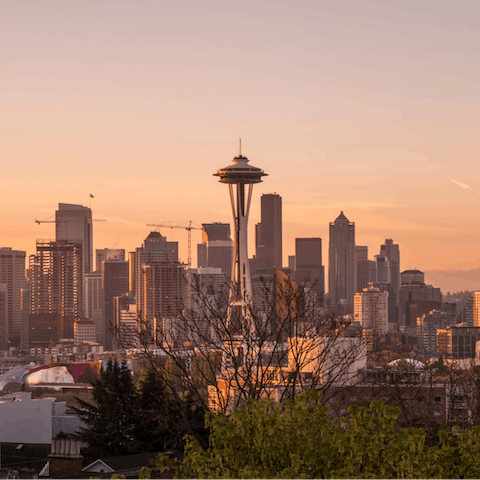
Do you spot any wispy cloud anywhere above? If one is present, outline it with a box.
[451,179,472,190]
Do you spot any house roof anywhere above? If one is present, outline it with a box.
[83,452,159,474]
[0,443,51,474]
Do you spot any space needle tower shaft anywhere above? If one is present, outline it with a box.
[214,144,267,325]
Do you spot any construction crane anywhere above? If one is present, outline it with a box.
[35,217,107,224]
[146,221,203,268]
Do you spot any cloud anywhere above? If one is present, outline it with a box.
[451,179,472,190]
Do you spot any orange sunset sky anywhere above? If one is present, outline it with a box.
[2,1,480,282]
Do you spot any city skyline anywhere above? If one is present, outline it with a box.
[2,1,480,277]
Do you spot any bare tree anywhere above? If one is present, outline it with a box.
[114,269,367,414]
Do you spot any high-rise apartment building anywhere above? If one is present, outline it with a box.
[328,212,356,311]
[0,248,26,347]
[354,284,389,336]
[29,241,82,346]
[294,238,324,296]
[255,193,282,271]
[85,271,103,344]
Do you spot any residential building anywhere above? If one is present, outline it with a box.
[74,319,96,344]
[354,284,389,336]
[84,271,103,344]
[437,326,480,359]
[417,310,451,354]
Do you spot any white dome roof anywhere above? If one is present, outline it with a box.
[387,358,426,369]
[25,366,74,385]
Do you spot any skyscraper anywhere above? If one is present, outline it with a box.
[102,259,129,350]
[0,248,26,347]
[96,248,125,272]
[328,212,356,312]
[129,231,178,299]
[56,203,93,313]
[255,193,282,272]
[197,223,233,280]
[472,291,480,327]
[355,246,373,293]
[380,238,400,312]
[130,231,180,329]
[294,238,324,296]
[399,269,441,334]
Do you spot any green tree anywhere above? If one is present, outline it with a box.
[135,368,207,451]
[177,392,436,479]
[74,359,139,458]
[75,362,206,459]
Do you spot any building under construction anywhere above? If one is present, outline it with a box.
[28,240,82,346]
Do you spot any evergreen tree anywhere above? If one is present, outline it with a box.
[74,363,207,459]
[74,359,139,458]
[136,368,208,452]
[135,368,172,452]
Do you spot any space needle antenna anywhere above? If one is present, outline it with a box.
[239,138,242,156]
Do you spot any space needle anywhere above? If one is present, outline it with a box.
[214,142,267,330]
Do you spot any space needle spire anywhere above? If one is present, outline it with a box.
[214,144,267,331]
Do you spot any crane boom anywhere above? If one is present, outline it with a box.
[35,218,107,224]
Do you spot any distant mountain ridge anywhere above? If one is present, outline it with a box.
[425,268,480,294]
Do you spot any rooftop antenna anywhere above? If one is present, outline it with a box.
[239,138,242,156]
